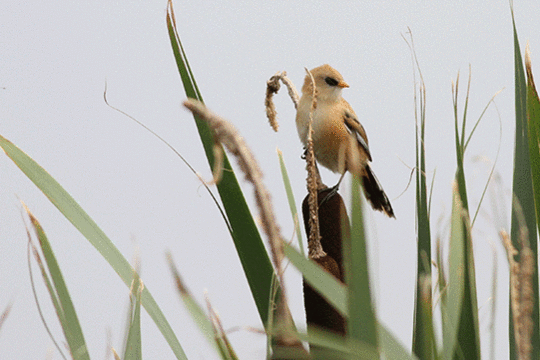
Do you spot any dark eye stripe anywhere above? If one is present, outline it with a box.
[325,77,339,86]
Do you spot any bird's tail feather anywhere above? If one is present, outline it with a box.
[362,165,395,218]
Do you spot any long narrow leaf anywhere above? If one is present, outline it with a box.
[449,68,481,360]
[0,136,187,360]
[526,47,540,233]
[444,185,480,360]
[166,0,275,328]
[25,206,90,360]
[405,31,434,359]
[525,44,540,357]
[346,176,377,348]
[452,72,469,213]
[509,6,540,359]
[27,239,68,359]
[443,186,466,360]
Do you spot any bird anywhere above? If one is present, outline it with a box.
[295,64,395,218]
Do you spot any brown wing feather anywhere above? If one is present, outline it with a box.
[343,111,372,162]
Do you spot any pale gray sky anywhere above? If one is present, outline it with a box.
[1,1,539,359]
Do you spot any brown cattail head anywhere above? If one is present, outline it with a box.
[302,188,349,337]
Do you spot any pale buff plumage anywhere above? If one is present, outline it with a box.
[296,64,394,218]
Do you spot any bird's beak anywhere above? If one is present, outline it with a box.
[337,81,349,88]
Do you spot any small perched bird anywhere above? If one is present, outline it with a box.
[296,64,394,218]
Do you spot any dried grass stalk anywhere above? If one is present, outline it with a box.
[264,67,325,259]
[183,99,301,348]
[501,227,534,360]
[265,71,300,132]
[303,68,326,260]
[205,293,238,358]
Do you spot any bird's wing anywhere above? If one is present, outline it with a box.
[343,110,372,162]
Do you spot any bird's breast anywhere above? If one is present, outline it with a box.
[296,100,349,173]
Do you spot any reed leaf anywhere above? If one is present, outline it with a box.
[0,135,187,359]
[509,5,540,358]
[166,0,276,329]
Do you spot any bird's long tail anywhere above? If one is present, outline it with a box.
[362,165,395,218]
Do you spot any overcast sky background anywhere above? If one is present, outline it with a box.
[1,1,540,359]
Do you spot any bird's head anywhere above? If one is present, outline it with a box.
[301,64,349,102]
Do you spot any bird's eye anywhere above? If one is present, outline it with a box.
[325,77,339,86]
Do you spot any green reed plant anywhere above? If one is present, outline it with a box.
[0,1,539,359]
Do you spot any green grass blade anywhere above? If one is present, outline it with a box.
[25,207,90,360]
[456,227,480,360]
[283,243,347,317]
[436,236,447,309]
[525,45,540,357]
[526,48,540,234]
[444,185,480,360]
[346,176,377,348]
[277,149,304,256]
[509,6,540,359]
[0,135,187,360]
[412,274,435,360]
[406,39,434,359]
[123,273,143,360]
[27,239,68,359]
[449,69,481,360]
[436,235,447,359]
[443,187,465,360]
[166,0,275,328]
[453,73,469,213]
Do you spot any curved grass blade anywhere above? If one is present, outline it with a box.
[27,239,68,360]
[24,205,90,360]
[509,5,540,358]
[0,136,187,360]
[166,0,275,328]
